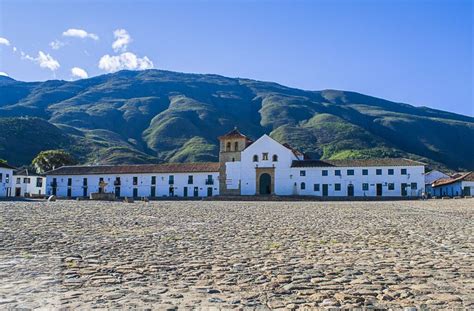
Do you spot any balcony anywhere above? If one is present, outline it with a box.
[205,179,214,185]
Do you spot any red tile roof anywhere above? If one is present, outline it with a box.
[218,127,250,140]
[282,143,304,157]
[46,162,220,176]
[432,171,474,187]
[292,158,425,168]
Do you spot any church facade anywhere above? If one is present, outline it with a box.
[45,129,425,198]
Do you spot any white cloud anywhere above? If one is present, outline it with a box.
[50,39,65,50]
[98,52,153,73]
[22,51,60,71]
[112,29,131,52]
[0,72,9,77]
[62,28,99,40]
[0,37,10,46]
[71,67,88,79]
[13,46,17,52]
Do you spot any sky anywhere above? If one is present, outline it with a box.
[0,0,472,116]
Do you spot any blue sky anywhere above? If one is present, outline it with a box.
[0,0,472,116]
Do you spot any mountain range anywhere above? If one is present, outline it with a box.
[0,70,472,172]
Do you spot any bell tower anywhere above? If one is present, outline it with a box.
[217,127,251,195]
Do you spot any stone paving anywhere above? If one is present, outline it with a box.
[0,200,473,309]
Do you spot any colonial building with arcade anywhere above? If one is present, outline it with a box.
[45,128,425,199]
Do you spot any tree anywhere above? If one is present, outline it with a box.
[0,159,6,164]
[32,150,77,173]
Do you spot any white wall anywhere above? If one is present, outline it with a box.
[0,168,13,197]
[239,135,298,195]
[425,170,449,185]
[12,175,46,197]
[46,172,219,198]
[291,166,425,197]
[225,134,425,197]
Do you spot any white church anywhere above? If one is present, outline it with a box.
[44,128,425,199]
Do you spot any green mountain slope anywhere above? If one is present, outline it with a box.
[0,70,472,171]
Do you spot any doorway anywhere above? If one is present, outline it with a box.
[259,173,271,195]
[15,187,21,197]
[193,187,199,197]
[207,187,213,197]
[376,184,382,196]
[115,187,121,198]
[401,183,407,196]
[322,184,328,196]
[347,184,354,197]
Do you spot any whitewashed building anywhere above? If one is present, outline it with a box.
[12,169,46,197]
[431,172,474,197]
[0,162,14,197]
[424,170,449,196]
[220,131,425,197]
[45,128,426,199]
[46,163,220,198]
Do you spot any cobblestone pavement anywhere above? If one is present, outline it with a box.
[0,200,473,309]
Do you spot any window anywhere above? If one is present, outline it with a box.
[253,155,258,162]
[301,182,306,190]
[262,153,269,160]
[5,174,9,183]
[362,169,368,175]
[388,169,394,175]
[23,178,29,183]
[362,183,369,191]
[335,170,341,176]
[300,170,306,176]
[322,170,328,176]
[388,183,395,190]
[335,183,341,191]
[133,176,138,185]
[376,169,382,175]
[67,178,72,186]
[188,175,194,184]
[169,175,174,184]
[0,173,2,182]
[16,178,21,184]
[151,176,156,185]
[83,178,87,186]
[272,154,278,162]
[411,182,417,190]
[232,157,235,162]
[37,178,43,188]
[401,168,407,175]
[234,141,239,151]
[226,142,231,151]
[347,169,354,176]
[314,184,320,191]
